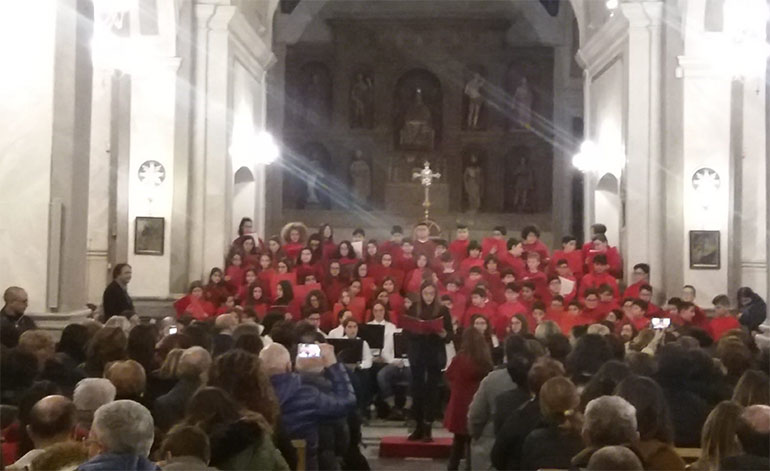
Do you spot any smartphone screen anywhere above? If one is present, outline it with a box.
[297,343,321,358]
[168,326,178,335]
[651,318,670,330]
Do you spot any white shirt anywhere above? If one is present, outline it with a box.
[378,326,410,367]
[327,325,344,338]
[316,327,327,338]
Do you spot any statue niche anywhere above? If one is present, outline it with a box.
[462,66,487,131]
[462,146,486,213]
[504,146,536,213]
[288,142,333,210]
[349,70,374,129]
[505,63,535,131]
[394,69,442,151]
[298,62,332,128]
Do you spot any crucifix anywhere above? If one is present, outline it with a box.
[412,161,441,220]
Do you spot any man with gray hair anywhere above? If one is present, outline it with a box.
[587,445,644,470]
[571,395,643,469]
[78,400,158,471]
[73,378,116,432]
[153,347,211,431]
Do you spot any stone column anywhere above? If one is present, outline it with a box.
[621,1,664,291]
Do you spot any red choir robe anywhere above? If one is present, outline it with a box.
[582,306,605,323]
[243,253,260,270]
[282,242,304,261]
[626,315,651,332]
[358,276,377,301]
[546,307,566,326]
[483,271,505,303]
[271,300,301,321]
[257,269,276,299]
[708,316,741,340]
[557,312,594,335]
[550,250,584,278]
[294,282,323,306]
[321,240,337,261]
[271,273,297,302]
[412,239,436,262]
[579,272,620,300]
[395,254,417,273]
[596,299,621,321]
[623,280,646,299]
[459,257,484,276]
[520,270,549,300]
[437,268,460,286]
[387,293,406,325]
[481,237,507,258]
[376,266,405,292]
[174,295,216,321]
[644,302,664,318]
[449,239,470,263]
[333,297,366,323]
[225,265,245,289]
[522,240,551,266]
[463,300,498,327]
[204,283,234,308]
[243,302,269,320]
[498,252,527,280]
[322,277,346,305]
[585,247,623,278]
[379,241,403,261]
[295,263,324,285]
[495,301,530,338]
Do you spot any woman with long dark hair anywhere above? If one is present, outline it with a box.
[204,267,232,308]
[444,327,493,470]
[404,281,453,442]
[272,280,298,320]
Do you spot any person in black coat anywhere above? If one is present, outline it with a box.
[102,263,134,320]
[153,346,211,432]
[1,286,36,348]
[737,287,768,332]
[403,281,453,442]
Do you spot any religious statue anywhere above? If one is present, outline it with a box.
[350,73,374,128]
[305,158,323,207]
[463,154,483,213]
[511,76,534,130]
[349,150,372,204]
[512,156,535,212]
[399,89,435,150]
[464,73,485,130]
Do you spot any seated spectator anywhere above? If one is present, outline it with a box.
[104,360,147,405]
[29,440,89,471]
[7,395,75,470]
[587,445,644,471]
[84,327,127,378]
[1,286,36,348]
[40,324,89,397]
[146,347,185,405]
[492,338,546,434]
[579,360,631,411]
[1,348,38,405]
[17,330,56,372]
[614,375,685,470]
[732,370,770,407]
[520,377,584,470]
[7,381,62,463]
[721,404,770,471]
[182,387,289,471]
[260,343,355,471]
[690,400,743,471]
[158,424,217,471]
[566,333,614,387]
[491,357,566,470]
[128,324,159,375]
[79,400,157,471]
[571,396,643,469]
[73,378,116,434]
[153,347,211,432]
[467,336,524,471]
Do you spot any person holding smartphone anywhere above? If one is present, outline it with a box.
[404,281,453,442]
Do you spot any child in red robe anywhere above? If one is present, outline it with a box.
[405,254,433,295]
[225,253,245,291]
[497,238,526,280]
[353,261,377,301]
[550,235,583,278]
[530,301,548,330]
[518,281,537,314]
[708,294,741,340]
[204,267,234,308]
[581,223,608,259]
[412,222,436,262]
[239,268,260,303]
[481,226,508,257]
[322,260,347,305]
[437,252,459,285]
[464,287,497,327]
[554,260,579,304]
[482,256,505,301]
[596,284,621,320]
[272,280,301,321]
[459,240,484,276]
[376,253,405,291]
[558,300,594,335]
[579,254,619,300]
[379,225,404,261]
[449,224,471,263]
[282,223,307,261]
[585,234,622,279]
[336,241,359,278]
[240,236,261,269]
[638,284,663,317]
[494,283,528,338]
[295,248,324,286]
[318,223,337,262]
[382,277,405,323]
[174,281,216,320]
[396,239,417,273]
[521,225,550,266]
[546,296,566,325]
[520,252,548,300]
[623,263,650,299]
[623,299,651,331]
[243,283,270,320]
[581,289,604,323]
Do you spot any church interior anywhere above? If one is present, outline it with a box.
[1,0,770,470]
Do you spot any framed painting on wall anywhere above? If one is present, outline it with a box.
[135,217,165,256]
[689,230,720,269]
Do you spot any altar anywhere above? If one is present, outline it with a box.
[385,182,450,217]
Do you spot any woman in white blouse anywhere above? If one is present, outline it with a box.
[370,301,412,420]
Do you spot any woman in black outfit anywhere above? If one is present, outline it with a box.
[102,263,134,320]
[405,281,453,442]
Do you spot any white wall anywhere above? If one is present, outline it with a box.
[0,1,56,312]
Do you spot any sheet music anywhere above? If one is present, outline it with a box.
[559,276,575,295]
[351,240,364,258]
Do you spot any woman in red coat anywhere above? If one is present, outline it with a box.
[444,327,494,470]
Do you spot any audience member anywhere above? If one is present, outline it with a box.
[84,327,127,378]
[732,369,770,407]
[1,286,36,348]
[157,425,216,471]
[79,400,157,471]
[721,404,770,471]
[7,395,75,470]
[587,445,644,471]
[153,347,211,432]
[73,378,116,433]
[102,264,134,321]
[571,395,642,468]
[104,360,147,405]
[691,400,744,471]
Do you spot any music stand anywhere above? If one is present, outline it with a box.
[358,324,385,350]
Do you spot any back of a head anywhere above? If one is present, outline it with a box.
[28,395,76,442]
[215,314,238,333]
[232,322,262,343]
[160,424,211,464]
[259,343,292,376]
[580,360,632,411]
[567,334,613,381]
[736,405,770,457]
[92,400,154,457]
[624,351,657,377]
[104,360,146,399]
[18,330,55,364]
[614,375,674,443]
[700,400,744,467]
[177,346,212,382]
[73,378,116,412]
[732,370,770,407]
[534,320,562,341]
[587,446,643,471]
[209,349,279,426]
[539,376,580,427]
[584,396,638,447]
[527,357,566,395]
[86,327,127,374]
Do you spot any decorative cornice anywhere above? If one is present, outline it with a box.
[229,11,278,76]
[577,12,629,76]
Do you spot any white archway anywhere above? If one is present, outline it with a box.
[595,172,621,246]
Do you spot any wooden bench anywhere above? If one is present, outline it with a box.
[291,439,306,471]
[675,447,701,464]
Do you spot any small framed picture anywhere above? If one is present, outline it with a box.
[689,230,720,269]
[135,217,165,256]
